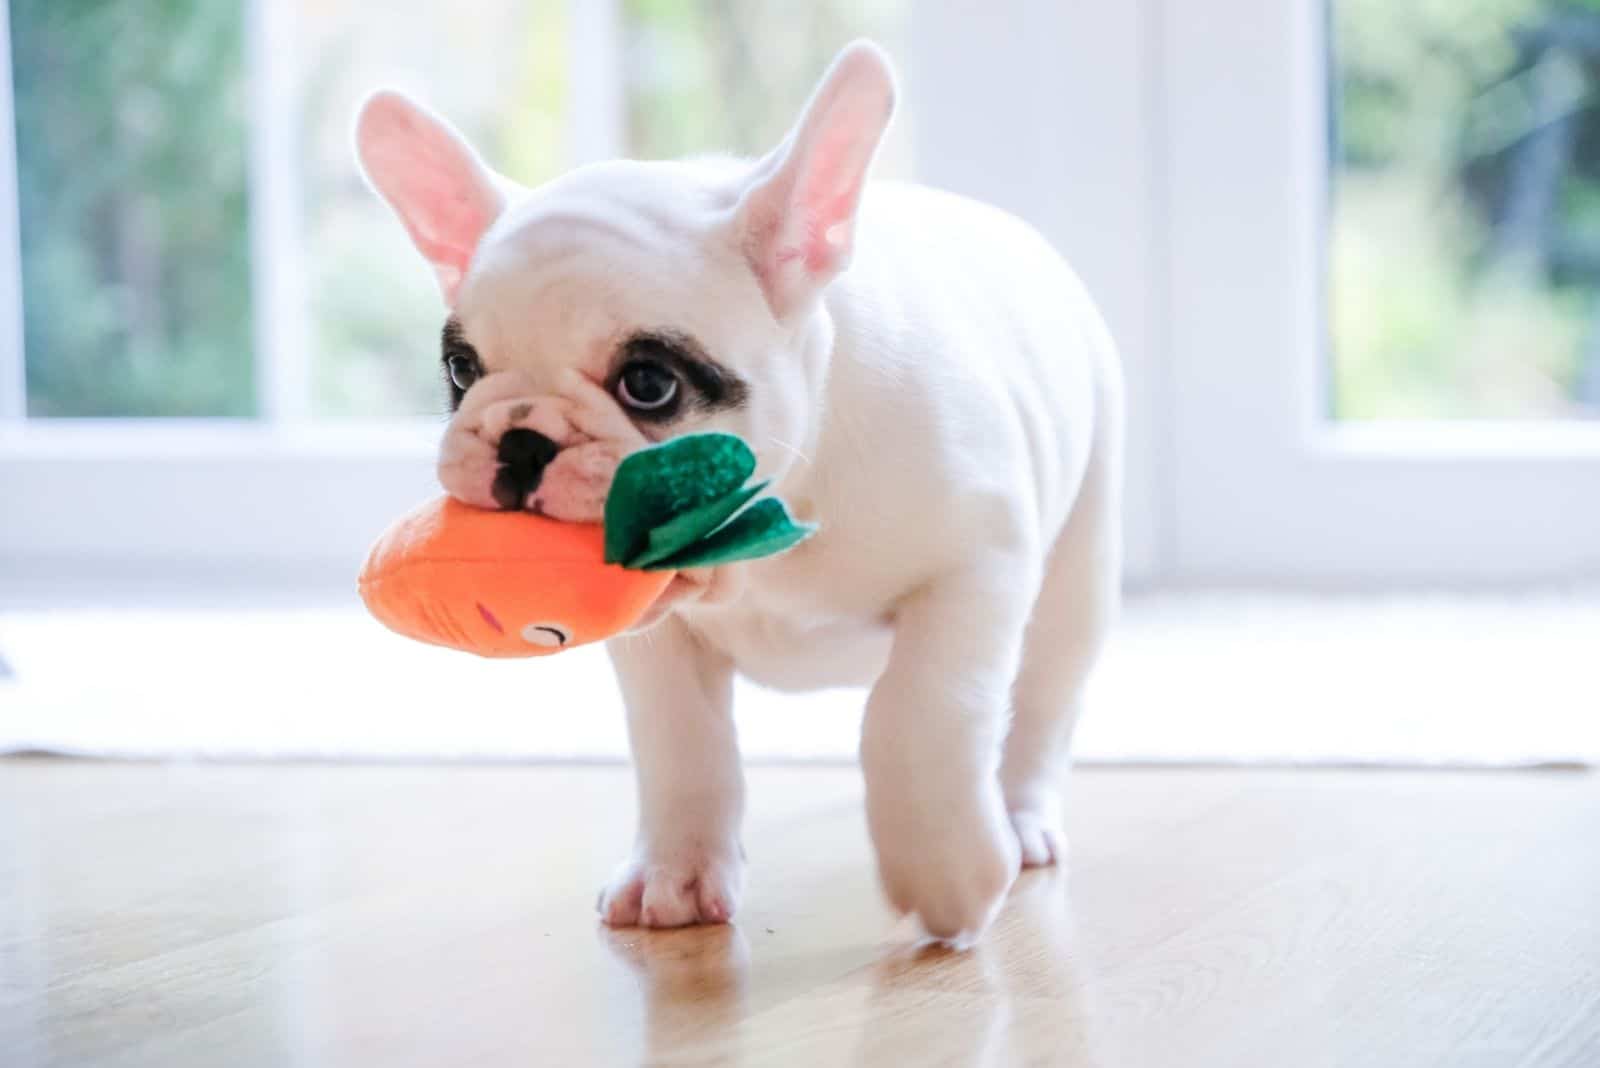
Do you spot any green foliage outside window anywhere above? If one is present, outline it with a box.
[1333,0,1600,419]
[13,0,254,417]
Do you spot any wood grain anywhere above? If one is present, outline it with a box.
[1,762,1597,1066]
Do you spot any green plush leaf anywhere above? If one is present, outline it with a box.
[604,433,757,565]
[625,481,768,569]
[643,497,816,571]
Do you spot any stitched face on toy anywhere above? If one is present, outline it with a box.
[352,48,895,537]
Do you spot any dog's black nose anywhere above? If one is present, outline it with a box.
[492,428,561,510]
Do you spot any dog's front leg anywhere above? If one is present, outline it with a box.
[862,561,1036,945]
[599,618,744,927]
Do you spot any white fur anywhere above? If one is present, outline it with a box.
[356,41,1122,944]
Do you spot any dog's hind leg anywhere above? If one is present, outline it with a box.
[999,379,1122,867]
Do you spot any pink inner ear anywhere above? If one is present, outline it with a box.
[742,47,894,317]
[789,105,878,274]
[357,93,503,305]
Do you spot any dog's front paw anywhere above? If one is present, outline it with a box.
[869,785,1020,947]
[1007,802,1068,868]
[597,842,744,928]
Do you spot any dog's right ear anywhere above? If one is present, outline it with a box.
[355,90,506,306]
[734,41,897,321]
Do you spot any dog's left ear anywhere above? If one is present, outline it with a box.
[734,40,896,320]
[354,90,507,306]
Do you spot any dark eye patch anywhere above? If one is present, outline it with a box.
[441,316,482,411]
[606,331,749,423]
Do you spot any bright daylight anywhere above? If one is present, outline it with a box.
[2,1,1597,1065]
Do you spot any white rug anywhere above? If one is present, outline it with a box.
[1,591,1595,767]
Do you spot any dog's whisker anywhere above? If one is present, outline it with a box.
[765,436,812,466]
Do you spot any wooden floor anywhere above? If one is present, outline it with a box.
[2,762,1597,1066]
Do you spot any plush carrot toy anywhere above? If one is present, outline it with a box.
[359,433,813,657]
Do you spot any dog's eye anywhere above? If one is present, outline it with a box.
[447,354,481,392]
[616,361,680,412]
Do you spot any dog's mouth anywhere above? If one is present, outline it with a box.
[624,576,697,634]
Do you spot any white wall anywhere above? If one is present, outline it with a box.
[907,1,1166,584]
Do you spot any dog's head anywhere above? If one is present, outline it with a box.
[355,41,896,533]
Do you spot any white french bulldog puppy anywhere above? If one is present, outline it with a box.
[356,40,1122,944]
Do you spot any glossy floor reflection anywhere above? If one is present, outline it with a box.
[600,867,1096,1066]
[3,762,1598,1066]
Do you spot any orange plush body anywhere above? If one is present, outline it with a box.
[359,496,673,658]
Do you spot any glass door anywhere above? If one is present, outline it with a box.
[1163,0,1600,584]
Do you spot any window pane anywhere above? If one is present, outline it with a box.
[297,0,570,419]
[298,0,912,419]
[1331,0,1600,421]
[622,0,914,173]
[13,0,255,418]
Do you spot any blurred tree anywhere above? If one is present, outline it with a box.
[622,0,909,163]
[1333,0,1600,419]
[12,0,255,417]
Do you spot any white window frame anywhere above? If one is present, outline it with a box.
[1162,0,1600,585]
